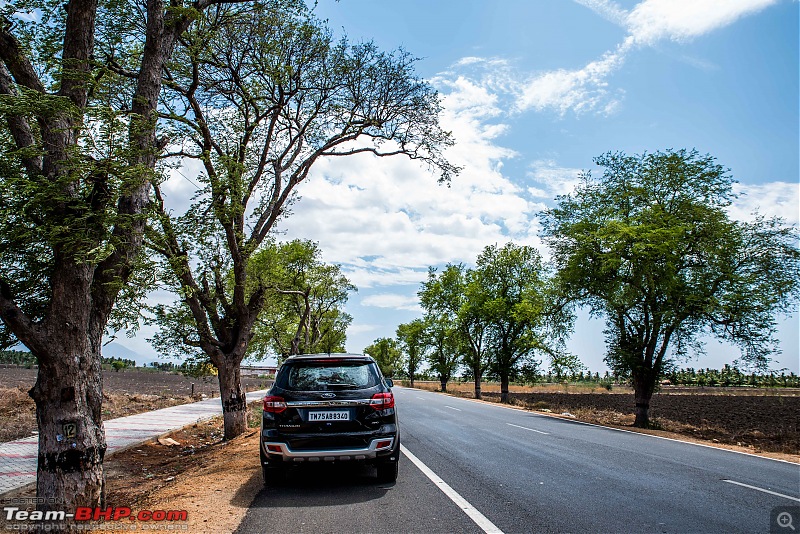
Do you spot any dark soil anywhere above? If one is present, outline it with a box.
[480,390,799,454]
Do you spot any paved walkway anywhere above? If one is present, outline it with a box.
[0,390,268,496]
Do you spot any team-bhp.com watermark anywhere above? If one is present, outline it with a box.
[3,503,188,531]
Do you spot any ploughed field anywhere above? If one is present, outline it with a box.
[0,366,271,442]
[414,381,799,455]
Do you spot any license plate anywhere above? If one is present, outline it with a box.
[308,410,350,422]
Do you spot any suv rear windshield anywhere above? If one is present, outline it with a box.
[277,361,381,391]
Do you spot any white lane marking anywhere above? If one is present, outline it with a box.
[416,397,425,400]
[723,480,800,503]
[506,423,549,435]
[444,405,462,411]
[401,445,504,534]
[433,392,799,466]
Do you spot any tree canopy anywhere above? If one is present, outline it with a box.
[541,149,800,426]
[396,318,426,387]
[364,337,402,378]
[0,0,227,512]
[146,0,456,438]
[249,240,355,359]
[471,243,569,402]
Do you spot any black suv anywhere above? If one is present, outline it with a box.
[260,354,399,484]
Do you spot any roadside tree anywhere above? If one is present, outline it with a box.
[460,267,491,398]
[419,264,490,398]
[147,0,455,439]
[248,240,355,360]
[396,318,427,387]
[0,0,228,511]
[541,149,800,427]
[472,243,568,403]
[418,267,464,393]
[421,315,460,392]
[364,337,402,378]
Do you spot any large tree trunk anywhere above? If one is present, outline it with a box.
[1,0,210,523]
[439,376,448,393]
[500,373,510,403]
[30,349,106,513]
[217,358,248,440]
[473,366,483,400]
[632,370,656,428]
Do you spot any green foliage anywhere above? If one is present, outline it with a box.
[395,319,427,382]
[414,244,570,396]
[418,268,463,389]
[549,353,586,382]
[472,243,565,384]
[147,0,454,377]
[364,337,402,378]
[665,365,800,388]
[102,356,136,370]
[0,350,37,366]
[249,240,355,359]
[0,0,161,350]
[541,149,800,424]
[180,361,218,379]
[149,361,180,372]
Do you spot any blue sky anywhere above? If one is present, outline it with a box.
[125,0,799,373]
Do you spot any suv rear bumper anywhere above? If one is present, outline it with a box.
[262,436,395,463]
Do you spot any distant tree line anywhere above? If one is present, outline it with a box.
[0,350,37,366]
[664,365,800,388]
[102,357,136,371]
[149,362,180,371]
[0,351,139,371]
[399,365,800,389]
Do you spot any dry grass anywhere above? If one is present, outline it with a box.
[0,403,264,534]
[0,387,36,442]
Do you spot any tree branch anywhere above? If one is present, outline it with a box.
[0,63,43,174]
[0,18,45,93]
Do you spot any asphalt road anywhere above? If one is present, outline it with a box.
[237,387,800,534]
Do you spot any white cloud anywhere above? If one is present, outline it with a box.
[361,293,422,313]
[626,0,778,45]
[510,0,779,115]
[276,75,542,290]
[527,160,584,200]
[729,182,800,225]
[515,40,632,115]
[346,323,382,336]
[574,0,629,26]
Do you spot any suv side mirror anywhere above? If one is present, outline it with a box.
[385,378,394,388]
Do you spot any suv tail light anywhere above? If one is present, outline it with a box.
[369,392,395,411]
[263,395,287,413]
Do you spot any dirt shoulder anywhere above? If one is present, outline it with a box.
[0,405,263,533]
[99,422,262,533]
